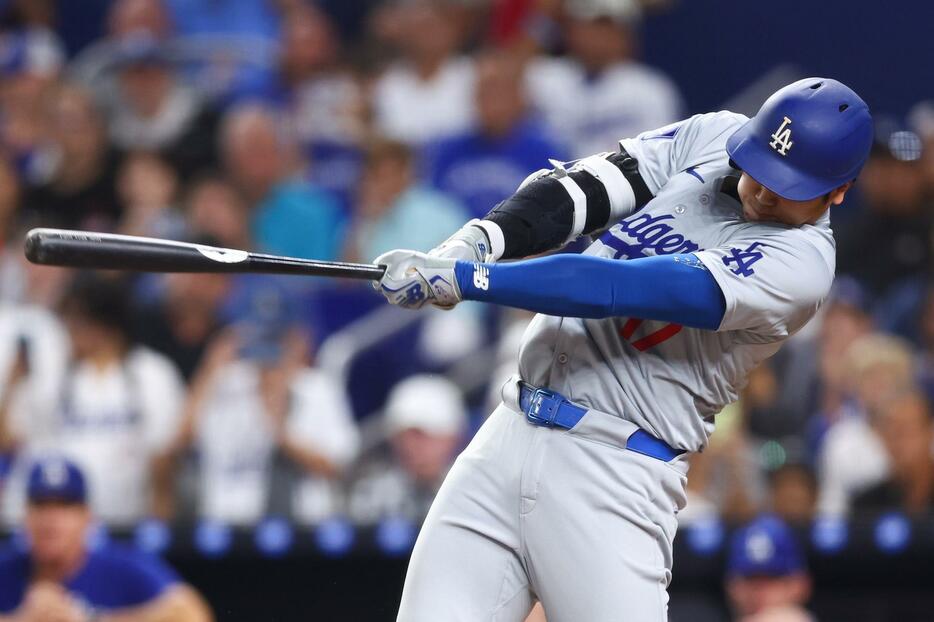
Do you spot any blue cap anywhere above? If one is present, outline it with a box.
[727,515,805,578]
[27,457,87,504]
[727,78,874,201]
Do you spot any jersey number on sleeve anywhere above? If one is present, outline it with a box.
[620,318,682,351]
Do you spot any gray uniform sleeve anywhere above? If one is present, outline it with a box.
[619,111,749,194]
[694,231,834,341]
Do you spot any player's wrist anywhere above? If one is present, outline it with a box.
[429,220,503,263]
[454,261,490,302]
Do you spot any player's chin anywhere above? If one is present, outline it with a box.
[741,202,761,222]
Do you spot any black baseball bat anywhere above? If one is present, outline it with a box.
[23,228,386,281]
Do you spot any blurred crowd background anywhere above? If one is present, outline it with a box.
[0,0,932,619]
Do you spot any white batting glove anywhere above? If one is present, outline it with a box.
[374,249,461,310]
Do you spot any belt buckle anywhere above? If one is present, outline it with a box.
[525,388,563,427]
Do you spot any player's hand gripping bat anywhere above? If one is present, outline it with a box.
[23,228,386,281]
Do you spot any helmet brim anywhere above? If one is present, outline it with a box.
[726,121,841,202]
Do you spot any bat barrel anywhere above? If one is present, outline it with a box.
[25,228,235,272]
[23,228,386,280]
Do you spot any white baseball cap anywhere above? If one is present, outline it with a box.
[565,0,642,23]
[384,375,467,436]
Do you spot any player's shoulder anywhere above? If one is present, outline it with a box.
[728,218,836,290]
[679,110,749,142]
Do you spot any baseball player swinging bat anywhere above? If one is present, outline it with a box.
[23,228,386,280]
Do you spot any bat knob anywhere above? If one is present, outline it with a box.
[23,229,44,264]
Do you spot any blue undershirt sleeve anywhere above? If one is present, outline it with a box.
[454,253,726,330]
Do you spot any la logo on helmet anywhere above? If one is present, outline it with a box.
[769,116,794,156]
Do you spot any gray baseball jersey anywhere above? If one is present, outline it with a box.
[396,111,836,622]
[516,111,835,452]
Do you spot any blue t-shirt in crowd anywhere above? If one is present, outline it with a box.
[426,119,569,219]
[252,179,345,261]
[0,545,178,614]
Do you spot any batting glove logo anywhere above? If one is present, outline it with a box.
[472,264,490,291]
[403,283,426,306]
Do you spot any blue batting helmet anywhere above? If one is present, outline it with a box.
[726,78,873,201]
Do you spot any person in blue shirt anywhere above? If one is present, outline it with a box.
[0,457,212,622]
[426,52,569,220]
[221,103,345,262]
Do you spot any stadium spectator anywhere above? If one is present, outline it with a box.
[816,333,916,515]
[726,515,813,622]
[272,4,365,212]
[102,34,220,179]
[163,283,359,524]
[133,265,232,381]
[220,103,344,261]
[852,392,934,514]
[678,405,764,525]
[348,375,467,524]
[2,274,186,526]
[0,456,212,621]
[805,277,875,450]
[835,125,929,297]
[427,51,568,219]
[767,464,817,524]
[184,173,252,250]
[0,276,70,524]
[22,83,125,231]
[524,0,682,158]
[0,24,65,184]
[115,151,186,239]
[345,139,468,263]
[275,4,364,149]
[370,0,475,146]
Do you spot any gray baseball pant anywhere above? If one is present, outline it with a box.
[396,396,689,622]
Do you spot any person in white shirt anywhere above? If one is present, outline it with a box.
[348,375,468,525]
[525,0,683,158]
[816,333,913,515]
[371,0,475,146]
[4,273,185,527]
[0,302,70,527]
[164,284,359,525]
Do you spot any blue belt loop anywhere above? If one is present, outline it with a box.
[518,382,685,463]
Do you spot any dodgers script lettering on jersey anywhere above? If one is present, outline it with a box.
[514,111,835,452]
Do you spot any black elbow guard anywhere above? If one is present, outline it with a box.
[485,148,653,259]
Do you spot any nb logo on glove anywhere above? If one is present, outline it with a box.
[404,283,425,304]
[473,265,490,291]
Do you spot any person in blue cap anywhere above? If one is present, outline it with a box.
[0,456,212,622]
[726,515,813,621]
